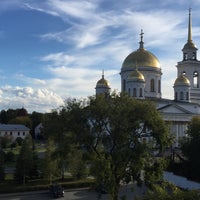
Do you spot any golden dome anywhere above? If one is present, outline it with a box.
[174,75,190,86]
[122,48,160,69]
[128,70,145,82]
[96,75,110,87]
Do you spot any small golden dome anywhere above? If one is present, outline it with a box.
[128,70,145,82]
[174,75,190,86]
[96,75,110,87]
[122,48,160,69]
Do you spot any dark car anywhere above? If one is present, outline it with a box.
[50,184,64,198]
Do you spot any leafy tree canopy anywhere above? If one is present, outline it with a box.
[181,116,200,180]
[65,93,170,200]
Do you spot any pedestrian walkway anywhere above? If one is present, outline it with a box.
[164,171,200,190]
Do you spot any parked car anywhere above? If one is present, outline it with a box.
[50,184,64,198]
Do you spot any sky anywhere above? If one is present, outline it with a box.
[0,0,200,113]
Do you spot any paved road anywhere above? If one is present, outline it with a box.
[0,184,146,200]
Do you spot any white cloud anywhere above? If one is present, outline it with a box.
[48,0,98,20]
[0,86,64,113]
[1,0,200,113]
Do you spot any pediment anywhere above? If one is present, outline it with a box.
[158,103,192,114]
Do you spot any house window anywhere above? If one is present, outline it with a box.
[23,132,25,136]
[18,132,20,136]
[150,79,155,92]
[10,132,12,136]
[193,71,199,88]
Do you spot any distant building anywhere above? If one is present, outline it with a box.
[34,123,43,139]
[95,10,200,147]
[0,124,30,141]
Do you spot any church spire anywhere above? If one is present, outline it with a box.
[102,69,104,79]
[188,8,192,43]
[182,8,197,61]
[139,29,144,49]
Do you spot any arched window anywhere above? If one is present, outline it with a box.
[186,92,189,100]
[182,71,186,75]
[128,88,130,96]
[158,80,161,93]
[180,92,184,100]
[175,92,178,100]
[133,88,136,97]
[139,88,143,97]
[193,71,199,88]
[183,53,187,60]
[123,79,126,91]
[150,79,155,92]
[192,52,196,60]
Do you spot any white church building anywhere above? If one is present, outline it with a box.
[95,10,200,147]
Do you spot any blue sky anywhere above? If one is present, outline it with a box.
[0,0,200,113]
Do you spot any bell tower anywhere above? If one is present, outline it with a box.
[176,9,200,104]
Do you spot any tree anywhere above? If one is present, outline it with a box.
[8,116,32,129]
[15,135,34,184]
[67,146,88,180]
[135,182,200,200]
[181,116,200,180]
[0,150,5,182]
[42,139,58,184]
[0,135,12,149]
[43,103,79,180]
[68,93,170,200]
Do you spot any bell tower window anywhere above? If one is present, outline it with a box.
[184,53,188,60]
[193,71,199,88]
[192,52,196,60]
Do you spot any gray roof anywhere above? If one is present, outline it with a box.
[0,124,30,131]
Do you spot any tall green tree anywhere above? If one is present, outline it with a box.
[68,93,170,200]
[181,116,200,180]
[42,139,58,184]
[0,150,5,182]
[15,135,34,184]
[43,100,81,180]
[67,146,88,180]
